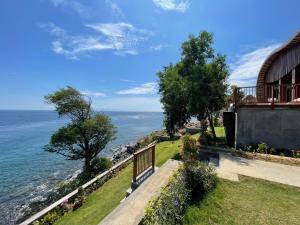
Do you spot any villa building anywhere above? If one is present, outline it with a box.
[231,29,300,149]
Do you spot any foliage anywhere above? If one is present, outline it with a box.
[182,134,199,162]
[158,31,229,140]
[90,157,112,177]
[32,210,60,225]
[72,187,86,211]
[200,119,208,133]
[213,117,220,127]
[44,86,116,174]
[257,142,268,154]
[157,65,190,137]
[182,161,217,199]
[143,173,190,225]
[226,85,245,107]
[198,131,213,146]
[179,31,229,140]
[143,157,217,225]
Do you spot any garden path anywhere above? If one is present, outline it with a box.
[215,153,300,187]
[99,159,181,225]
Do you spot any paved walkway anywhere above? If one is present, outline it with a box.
[99,159,181,225]
[216,152,300,187]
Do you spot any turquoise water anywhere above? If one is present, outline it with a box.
[0,110,163,223]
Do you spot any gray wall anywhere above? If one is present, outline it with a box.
[236,107,300,149]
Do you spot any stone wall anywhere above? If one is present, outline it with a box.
[235,107,300,149]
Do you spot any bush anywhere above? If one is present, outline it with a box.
[200,120,208,133]
[143,172,190,225]
[72,187,85,211]
[90,157,112,176]
[182,161,216,199]
[33,210,60,225]
[257,142,268,154]
[213,117,220,127]
[143,162,217,225]
[198,131,212,146]
[182,134,198,162]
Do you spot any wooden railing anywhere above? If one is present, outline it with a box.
[133,142,156,183]
[234,84,300,107]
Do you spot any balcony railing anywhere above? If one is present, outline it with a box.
[234,84,300,107]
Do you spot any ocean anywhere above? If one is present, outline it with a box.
[0,110,163,224]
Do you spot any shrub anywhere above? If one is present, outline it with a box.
[72,187,85,211]
[143,162,217,225]
[143,172,190,225]
[257,142,268,154]
[34,210,60,225]
[182,161,216,199]
[182,134,198,162]
[198,131,212,146]
[213,117,220,127]
[90,157,112,176]
[200,120,208,133]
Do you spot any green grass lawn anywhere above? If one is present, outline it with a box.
[55,138,182,225]
[183,176,300,225]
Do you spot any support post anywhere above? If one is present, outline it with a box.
[292,68,296,100]
[279,78,282,102]
[152,145,155,172]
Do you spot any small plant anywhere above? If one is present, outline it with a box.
[200,120,208,133]
[143,162,217,225]
[90,157,112,177]
[182,161,216,199]
[257,142,268,154]
[73,187,85,211]
[213,117,220,127]
[143,172,189,225]
[182,134,198,162]
[198,131,212,146]
[38,210,60,225]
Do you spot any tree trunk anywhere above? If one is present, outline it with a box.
[207,112,216,140]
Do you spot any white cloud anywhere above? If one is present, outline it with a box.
[117,82,157,95]
[229,43,282,86]
[153,0,190,12]
[40,22,152,59]
[50,0,92,18]
[150,44,168,51]
[81,90,106,97]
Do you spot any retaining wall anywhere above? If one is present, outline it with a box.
[235,107,300,149]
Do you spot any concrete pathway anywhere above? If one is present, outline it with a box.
[99,159,181,225]
[215,152,300,187]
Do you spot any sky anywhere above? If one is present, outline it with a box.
[0,0,300,111]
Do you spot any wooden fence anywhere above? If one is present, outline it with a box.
[133,142,156,183]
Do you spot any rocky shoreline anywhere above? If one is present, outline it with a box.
[10,132,161,225]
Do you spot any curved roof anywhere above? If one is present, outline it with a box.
[257,29,300,86]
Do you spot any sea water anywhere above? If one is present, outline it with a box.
[0,110,163,224]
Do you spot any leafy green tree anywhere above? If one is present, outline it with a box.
[158,31,229,140]
[180,31,229,139]
[157,64,190,137]
[44,86,116,174]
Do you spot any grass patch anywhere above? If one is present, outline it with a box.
[55,137,183,225]
[183,176,300,225]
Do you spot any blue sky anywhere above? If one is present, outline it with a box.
[0,0,300,111]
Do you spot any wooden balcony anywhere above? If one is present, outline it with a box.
[233,84,300,108]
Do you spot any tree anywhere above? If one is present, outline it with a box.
[158,31,229,140]
[44,86,116,174]
[157,64,190,137]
